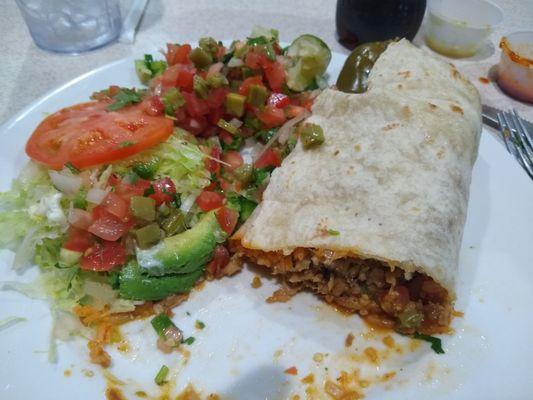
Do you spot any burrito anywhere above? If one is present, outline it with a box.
[231,40,481,334]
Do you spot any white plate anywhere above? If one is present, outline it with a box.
[1,49,532,400]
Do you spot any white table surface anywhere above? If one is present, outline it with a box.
[1,0,531,125]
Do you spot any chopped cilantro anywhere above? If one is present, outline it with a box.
[252,168,270,187]
[64,162,80,174]
[143,185,155,196]
[413,333,444,354]
[195,320,205,330]
[106,88,143,111]
[154,365,169,385]
[327,229,340,236]
[72,187,88,210]
[182,336,195,345]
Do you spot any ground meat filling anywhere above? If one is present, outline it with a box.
[234,247,452,334]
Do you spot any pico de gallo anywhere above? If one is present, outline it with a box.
[0,27,331,366]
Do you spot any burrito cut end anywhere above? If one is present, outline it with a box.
[230,40,481,335]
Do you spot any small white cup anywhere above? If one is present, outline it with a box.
[426,0,503,58]
[498,31,533,103]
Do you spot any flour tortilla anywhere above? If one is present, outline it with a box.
[234,39,481,298]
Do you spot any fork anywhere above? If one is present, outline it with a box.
[497,109,533,180]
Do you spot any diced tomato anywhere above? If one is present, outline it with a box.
[165,43,191,66]
[218,177,235,192]
[80,241,127,271]
[63,228,94,253]
[102,192,130,220]
[286,105,306,118]
[216,206,239,235]
[267,92,290,109]
[195,190,225,211]
[178,116,208,136]
[238,76,264,96]
[257,105,286,128]
[204,180,217,191]
[162,64,196,92]
[255,148,281,169]
[264,61,286,92]
[219,131,234,145]
[88,209,133,241]
[149,177,176,205]
[221,151,243,171]
[215,45,226,60]
[206,87,230,110]
[245,49,267,69]
[205,146,222,175]
[206,245,231,277]
[142,95,165,116]
[183,92,210,117]
[207,107,224,126]
[174,106,187,123]
[115,178,151,200]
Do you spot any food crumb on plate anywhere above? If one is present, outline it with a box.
[274,349,283,359]
[382,335,395,348]
[345,332,355,347]
[134,391,147,398]
[63,369,71,377]
[313,352,325,362]
[301,373,315,384]
[105,387,126,400]
[363,347,379,364]
[82,369,94,378]
[479,77,490,84]
[284,366,298,375]
[251,276,262,288]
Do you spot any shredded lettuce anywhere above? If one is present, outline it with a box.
[115,129,210,199]
[0,316,27,332]
[0,163,66,268]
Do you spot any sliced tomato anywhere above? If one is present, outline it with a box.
[195,190,225,211]
[88,209,132,241]
[206,245,231,277]
[257,105,286,128]
[80,241,127,271]
[149,177,176,205]
[264,61,286,92]
[221,151,244,171]
[238,76,264,96]
[255,148,281,169]
[101,192,130,220]
[26,102,173,170]
[267,92,290,109]
[165,43,191,66]
[216,206,239,235]
[63,228,94,252]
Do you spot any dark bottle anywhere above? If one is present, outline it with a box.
[336,0,426,49]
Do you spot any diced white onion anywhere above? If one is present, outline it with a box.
[207,62,224,78]
[67,208,93,230]
[229,118,243,129]
[48,171,82,195]
[254,109,311,162]
[86,187,109,204]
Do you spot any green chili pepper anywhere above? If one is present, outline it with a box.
[300,123,325,149]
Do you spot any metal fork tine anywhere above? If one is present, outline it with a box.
[512,109,533,154]
[502,112,533,179]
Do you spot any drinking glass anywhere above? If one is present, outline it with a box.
[15,0,122,54]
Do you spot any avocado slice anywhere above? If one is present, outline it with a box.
[135,211,222,276]
[118,262,203,301]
